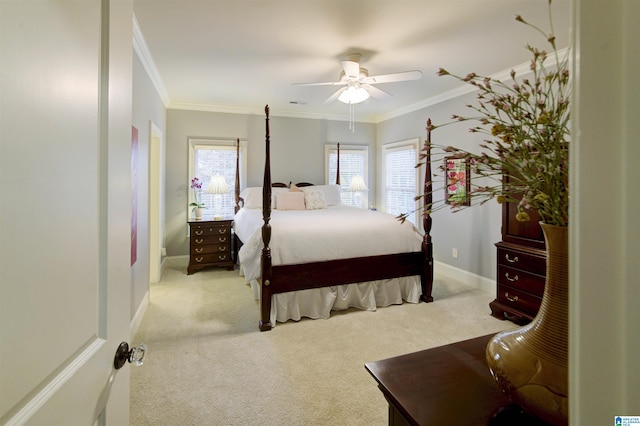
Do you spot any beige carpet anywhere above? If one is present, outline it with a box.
[130,263,517,426]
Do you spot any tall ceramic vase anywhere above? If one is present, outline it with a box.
[486,223,568,425]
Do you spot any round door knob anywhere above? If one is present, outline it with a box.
[114,342,147,369]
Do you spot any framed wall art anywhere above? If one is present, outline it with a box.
[444,156,471,206]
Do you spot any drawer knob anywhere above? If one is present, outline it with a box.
[218,236,227,242]
[505,292,519,302]
[218,255,227,261]
[505,254,519,263]
[195,257,203,263]
[218,228,226,234]
[505,273,519,282]
[195,248,203,253]
[195,230,204,236]
[218,246,227,252]
[195,238,203,244]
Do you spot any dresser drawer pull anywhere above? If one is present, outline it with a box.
[505,273,519,282]
[195,238,204,244]
[195,248,203,253]
[218,255,227,261]
[218,228,227,234]
[218,236,227,242]
[218,246,227,252]
[195,230,204,236]
[195,257,204,263]
[505,292,519,302]
[505,254,519,263]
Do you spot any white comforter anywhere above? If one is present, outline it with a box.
[235,205,424,325]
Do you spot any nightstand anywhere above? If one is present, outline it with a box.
[187,217,234,274]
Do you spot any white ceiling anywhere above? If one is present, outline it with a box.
[132,0,571,122]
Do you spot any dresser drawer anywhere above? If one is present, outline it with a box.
[497,264,545,297]
[496,284,542,317]
[497,245,546,275]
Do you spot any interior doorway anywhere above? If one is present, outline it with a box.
[149,122,163,283]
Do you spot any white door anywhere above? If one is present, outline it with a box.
[0,1,134,424]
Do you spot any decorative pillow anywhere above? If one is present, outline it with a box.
[289,184,302,192]
[272,187,289,209]
[276,191,306,210]
[304,189,327,210]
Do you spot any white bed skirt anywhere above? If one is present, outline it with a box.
[243,270,421,327]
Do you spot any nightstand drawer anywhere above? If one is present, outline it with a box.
[497,264,545,297]
[191,242,231,255]
[191,252,232,265]
[192,234,231,246]
[497,245,545,275]
[191,224,231,238]
[496,285,542,317]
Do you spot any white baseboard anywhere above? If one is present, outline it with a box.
[434,260,496,295]
[130,290,149,338]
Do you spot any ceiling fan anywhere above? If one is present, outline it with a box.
[293,53,423,105]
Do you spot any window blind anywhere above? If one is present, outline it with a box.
[327,147,368,207]
[384,143,418,224]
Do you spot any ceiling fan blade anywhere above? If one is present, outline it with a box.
[341,60,360,79]
[323,87,346,104]
[363,84,392,100]
[292,81,346,87]
[362,70,423,84]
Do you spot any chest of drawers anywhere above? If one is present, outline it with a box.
[491,242,546,324]
[490,189,547,325]
[187,219,234,274]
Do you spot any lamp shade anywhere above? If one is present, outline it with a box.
[349,176,368,192]
[338,86,370,104]
[205,175,229,194]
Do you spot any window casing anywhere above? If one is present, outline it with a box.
[325,144,369,208]
[188,139,247,219]
[382,139,420,225]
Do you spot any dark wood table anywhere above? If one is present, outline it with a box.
[365,334,547,426]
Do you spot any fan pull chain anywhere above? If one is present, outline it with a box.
[349,102,355,133]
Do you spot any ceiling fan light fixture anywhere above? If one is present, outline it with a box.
[338,85,370,104]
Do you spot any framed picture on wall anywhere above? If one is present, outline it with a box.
[444,156,471,206]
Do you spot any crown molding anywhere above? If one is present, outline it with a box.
[132,14,170,106]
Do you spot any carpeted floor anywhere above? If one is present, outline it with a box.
[130,263,517,425]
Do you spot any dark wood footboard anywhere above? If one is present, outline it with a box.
[256,105,433,331]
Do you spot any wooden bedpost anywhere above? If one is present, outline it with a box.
[421,119,435,302]
[234,138,240,214]
[336,143,340,185]
[260,105,274,331]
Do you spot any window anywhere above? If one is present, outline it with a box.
[188,139,247,218]
[383,139,420,225]
[325,144,368,208]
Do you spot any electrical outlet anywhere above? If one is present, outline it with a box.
[161,248,167,256]
[452,248,458,259]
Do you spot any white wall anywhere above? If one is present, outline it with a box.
[132,52,166,320]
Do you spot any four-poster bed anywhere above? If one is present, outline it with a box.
[234,106,434,331]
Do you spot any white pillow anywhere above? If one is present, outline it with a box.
[276,191,306,210]
[303,189,327,210]
[301,184,341,206]
[239,187,287,209]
